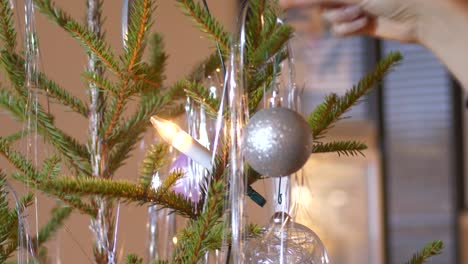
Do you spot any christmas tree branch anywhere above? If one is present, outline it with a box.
[123,0,155,72]
[250,25,293,67]
[3,48,88,117]
[188,52,222,82]
[404,240,444,264]
[245,0,266,51]
[4,131,29,147]
[35,0,122,78]
[183,80,220,116]
[0,0,16,52]
[32,206,73,248]
[0,137,95,215]
[309,52,403,139]
[83,71,118,96]
[0,90,91,175]
[105,87,184,176]
[38,73,89,116]
[176,0,230,52]
[126,254,143,264]
[139,143,169,191]
[65,21,122,77]
[312,141,367,156]
[174,179,224,263]
[40,175,198,218]
[0,171,23,262]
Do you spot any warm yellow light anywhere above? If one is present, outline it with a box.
[172,236,178,245]
[150,116,180,144]
[151,116,212,170]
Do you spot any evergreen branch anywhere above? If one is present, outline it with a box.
[312,141,367,156]
[35,0,122,77]
[123,0,155,72]
[247,223,264,239]
[4,131,29,146]
[34,0,71,27]
[308,52,403,138]
[176,0,230,52]
[83,71,118,95]
[12,172,96,216]
[174,179,224,263]
[183,80,219,116]
[245,0,266,51]
[0,0,16,52]
[64,21,121,77]
[0,53,91,175]
[152,261,168,264]
[106,82,185,176]
[126,254,143,264]
[0,138,39,180]
[39,155,62,180]
[0,139,95,215]
[1,51,87,116]
[33,206,73,247]
[0,51,28,98]
[404,240,444,264]
[0,171,21,262]
[250,25,293,67]
[187,52,222,82]
[0,90,91,175]
[40,176,197,218]
[308,93,338,140]
[38,73,89,116]
[105,90,182,176]
[145,33,168,88]
[139,143,169,191]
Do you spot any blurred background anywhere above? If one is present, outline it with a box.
[0,1,466,263]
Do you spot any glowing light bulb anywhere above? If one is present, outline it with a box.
[150,116,212,170]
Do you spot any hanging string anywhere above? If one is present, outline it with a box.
[6,184,37,263]
[87,1,120,263]
[24,0,41,259]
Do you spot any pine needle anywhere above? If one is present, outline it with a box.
[0,0,16,52]
[405,240,444,264]
[312,141,367,156]
[176,0,230,52]
[40,175,197,218]
[174,179,224,263]
[308,52,403,139]
[139,143,169,191]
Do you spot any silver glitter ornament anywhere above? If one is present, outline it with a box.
[246,212,330,264]
[243,107,313,177]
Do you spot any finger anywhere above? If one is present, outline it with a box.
[322,5,363,23]
[280,0,359,9]
[331,16,369,36]
[280,0,337,9]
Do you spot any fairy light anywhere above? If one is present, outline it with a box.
[150,116,212,171]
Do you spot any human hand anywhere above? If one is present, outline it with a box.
[279,0,465,44]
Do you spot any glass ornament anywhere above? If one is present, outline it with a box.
[242,107,313,177]
[246,212,330,264]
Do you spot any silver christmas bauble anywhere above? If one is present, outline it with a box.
[243,107,313,177]
[246,212,330,264]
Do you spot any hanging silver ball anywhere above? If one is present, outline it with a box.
[242,107,313,177]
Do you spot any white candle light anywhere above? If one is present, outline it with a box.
[150,116,212,170]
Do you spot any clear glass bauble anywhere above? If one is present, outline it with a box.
[246,212,330,264]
